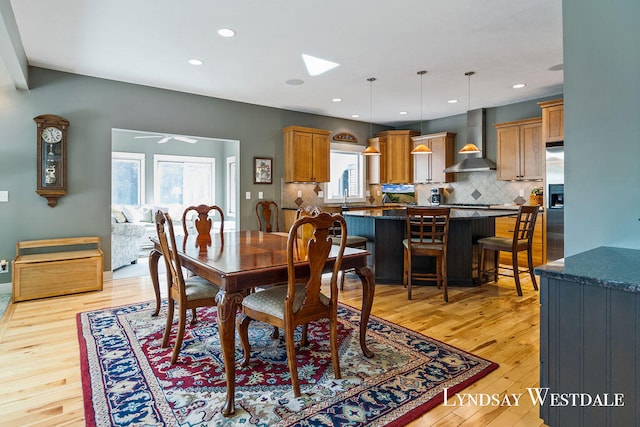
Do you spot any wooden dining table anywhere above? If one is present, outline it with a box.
[148,230,375,417]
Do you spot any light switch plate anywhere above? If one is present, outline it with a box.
[297,191,302,198]
[0,190,8,202]
[318,190,324,198]
[258,192,263,199]
[245,191,251,200]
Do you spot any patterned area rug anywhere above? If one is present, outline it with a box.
[77,301,498,426]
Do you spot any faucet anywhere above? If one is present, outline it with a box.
[342,189,349,208]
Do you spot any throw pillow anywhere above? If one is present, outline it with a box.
[111,209,127,223]
[121,205,144,223]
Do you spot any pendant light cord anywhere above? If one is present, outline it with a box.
[417,70,426,134]
[367,77,376,138]
[465,71,475,111]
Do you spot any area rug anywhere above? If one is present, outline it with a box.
[77,301,498,426]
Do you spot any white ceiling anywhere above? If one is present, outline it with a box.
[5,0,563,126]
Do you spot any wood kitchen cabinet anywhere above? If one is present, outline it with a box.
[495,117,543,181]
[376,130,419,183]
[539,98,564,143]
[495,211,545,267]
[283,126,331,182]
[411,132,456,184]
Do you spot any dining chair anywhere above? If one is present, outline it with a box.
[403,207,451,301]
[477,205,539,296]
[236,211,347,397]
[255,200,279,232]
[181,204,224,237]
[296,206,367,290]
[155,210,220,364]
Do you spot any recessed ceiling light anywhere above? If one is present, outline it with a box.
[188,59,204,66]
[512,83,527,89]
[332,98,342,102]
[351,114,360,118]
[286,79,304,86]
[399,111,408,115]
[448,99,458,104]
[302,54,340,77]
[217,28,236,38]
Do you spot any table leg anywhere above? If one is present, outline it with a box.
[355,265,375,358]
[149,249,162,317]
[216,290,244,417]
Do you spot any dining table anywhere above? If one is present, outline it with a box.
[148,229,376,417]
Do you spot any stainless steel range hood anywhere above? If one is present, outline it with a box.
[444,108,496,173]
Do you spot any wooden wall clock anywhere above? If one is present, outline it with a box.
[34,114,69,207]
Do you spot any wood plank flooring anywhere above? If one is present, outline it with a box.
[0,272,545,426]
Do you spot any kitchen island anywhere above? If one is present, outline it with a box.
[343,207,517,286]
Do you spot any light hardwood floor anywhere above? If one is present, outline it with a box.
[0,271,544,426]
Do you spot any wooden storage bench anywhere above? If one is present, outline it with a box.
[12,237,103,302]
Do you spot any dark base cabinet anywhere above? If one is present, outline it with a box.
[345,213,496,286]
[537,248,640,427]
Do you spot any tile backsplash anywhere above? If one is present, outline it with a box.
[416,171,542,206]
[282,172,543,209]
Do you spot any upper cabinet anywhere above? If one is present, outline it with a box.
[283,126,330,182]
[539,99,564,143]
[411,132,456,184]
[495,117,543,181]
[377,130,420,184]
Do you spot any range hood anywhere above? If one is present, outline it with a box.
[444,108,497,173]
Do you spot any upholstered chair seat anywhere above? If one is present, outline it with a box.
[241,283,329,319]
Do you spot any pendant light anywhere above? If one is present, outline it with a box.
[411,70,432,155]
[458,71,482,153]
[362,77,381,156]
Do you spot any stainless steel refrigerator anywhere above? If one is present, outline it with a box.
[546,144,564,262]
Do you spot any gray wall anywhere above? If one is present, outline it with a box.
[0,67,377,283]
[563,0,640,255]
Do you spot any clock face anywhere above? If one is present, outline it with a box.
[42,126,63,143]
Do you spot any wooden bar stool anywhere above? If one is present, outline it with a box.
[403,207,451,301]
[477,205,539,296]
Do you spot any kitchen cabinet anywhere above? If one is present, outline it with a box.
[283,126,331,182]
[376,130,419,183]
[411,132,456,183]
[495,117,543,181]
[495,211,545,267]
[538,98,564,143]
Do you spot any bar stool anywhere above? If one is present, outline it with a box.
[403,207,451,301]
[477,205,539,296]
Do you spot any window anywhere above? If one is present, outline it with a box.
[153,154,215,206]
[324,143,365,204]
[112,152,145,205]
[226,156,237,217]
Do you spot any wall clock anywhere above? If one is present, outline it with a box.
[34,114,70,207]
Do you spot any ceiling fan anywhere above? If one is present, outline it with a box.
[134,134,198,144]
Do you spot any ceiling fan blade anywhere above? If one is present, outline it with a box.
[174,136,198,144]
[157,137,171,144]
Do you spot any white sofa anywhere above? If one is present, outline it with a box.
[112,204,188,251]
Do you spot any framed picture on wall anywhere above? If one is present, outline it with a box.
[254,157,273,184]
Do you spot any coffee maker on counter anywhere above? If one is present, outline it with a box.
[430,188,444,206]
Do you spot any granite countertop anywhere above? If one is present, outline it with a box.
[343,207,517,220]
[535,246,640,293]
